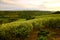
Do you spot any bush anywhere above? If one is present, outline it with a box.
[26,16,35,20]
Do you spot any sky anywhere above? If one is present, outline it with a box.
[0,0,60,11]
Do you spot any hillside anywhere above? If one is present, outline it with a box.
[0,11,52,17]
[0,14,60,40]
[0,11,52,24]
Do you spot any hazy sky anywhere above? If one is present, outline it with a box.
[0,0,60,11]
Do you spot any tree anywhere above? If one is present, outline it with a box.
[53,11,60,14]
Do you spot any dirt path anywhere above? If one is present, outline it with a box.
[25,29,39,40]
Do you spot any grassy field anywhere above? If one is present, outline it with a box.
[0,11,60,40]
[0,11,52,24]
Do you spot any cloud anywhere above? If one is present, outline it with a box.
[0,0,60,11]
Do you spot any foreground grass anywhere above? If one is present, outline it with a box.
[0,14,60,40]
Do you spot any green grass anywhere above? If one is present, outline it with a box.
[0,14,60,40]
[35,14,60,18]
